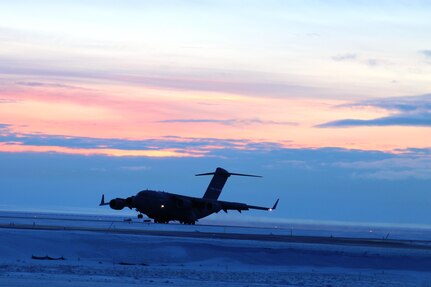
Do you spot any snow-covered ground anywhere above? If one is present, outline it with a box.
[1,212,431,286]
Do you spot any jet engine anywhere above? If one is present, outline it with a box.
[109,198,126,210]
[109,196,135,210]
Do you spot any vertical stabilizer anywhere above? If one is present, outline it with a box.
[196,167,261,200]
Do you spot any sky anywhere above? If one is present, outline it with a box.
[1,0,430,226]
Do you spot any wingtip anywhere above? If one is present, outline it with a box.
[99,194,105,206]
[271,198,279,210]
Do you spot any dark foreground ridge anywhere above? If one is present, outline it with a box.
[1,222,430,251]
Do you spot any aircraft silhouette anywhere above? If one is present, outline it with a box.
[100,167,279,224]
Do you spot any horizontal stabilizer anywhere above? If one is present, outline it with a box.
[195,172,216,176]
[229,172,262,178]
[196,171,262,178]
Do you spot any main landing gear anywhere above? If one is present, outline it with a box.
[179,221,195,225]
[151,218,195,225]
[154,219,170,224]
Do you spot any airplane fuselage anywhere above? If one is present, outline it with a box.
[108,189,223,224]
[134,190,222,224]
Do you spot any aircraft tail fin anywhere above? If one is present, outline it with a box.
[196,167,261,200]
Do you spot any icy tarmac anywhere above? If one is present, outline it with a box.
[1,212,431,286]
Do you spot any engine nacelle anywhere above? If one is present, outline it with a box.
[109,198,126,210]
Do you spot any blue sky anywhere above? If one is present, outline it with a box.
[1,146,430,225]
[0,0,430,226]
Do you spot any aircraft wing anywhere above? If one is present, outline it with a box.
[167,193,279,213]
[218,198,279,213]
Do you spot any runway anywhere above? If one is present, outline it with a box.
[1,211,431,286]
[2,221,431,251]
[1,210,431,250]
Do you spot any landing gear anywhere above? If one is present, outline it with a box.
[179,221,195,225]
[154,219,169,224]
[153,218,195,225]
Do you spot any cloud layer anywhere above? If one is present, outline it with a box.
[420,50,431,58]
[0,124,283,157]
[318,94,431,128]
[158,118,297,126]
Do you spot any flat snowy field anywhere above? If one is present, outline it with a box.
[1,212,431,286]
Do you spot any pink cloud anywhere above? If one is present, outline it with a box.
[1,79,430,154]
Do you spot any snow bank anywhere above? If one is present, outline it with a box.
[1,212,431,286]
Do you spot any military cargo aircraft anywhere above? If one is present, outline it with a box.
[100,167,278,224]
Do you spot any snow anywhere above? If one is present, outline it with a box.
[1,211,431,286]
